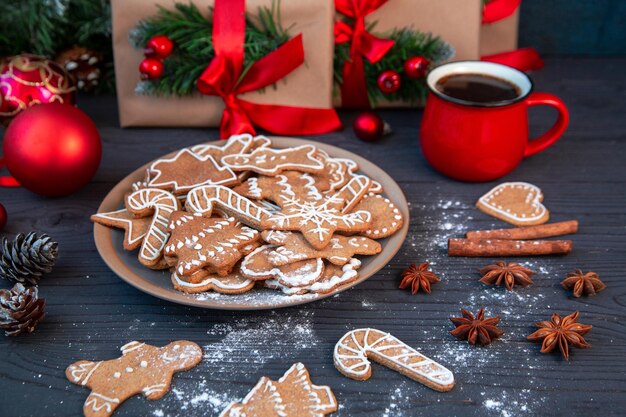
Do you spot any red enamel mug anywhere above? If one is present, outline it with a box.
[420,61,569,181]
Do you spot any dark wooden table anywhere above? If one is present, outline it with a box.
[1,57,625,417]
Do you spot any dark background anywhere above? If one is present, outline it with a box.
[520,0,626,55]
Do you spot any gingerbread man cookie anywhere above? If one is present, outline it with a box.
[263,230,381,266]
[476,181,549,226]
[334,328,455,392]
[222,145,325,176]
[220,362,337,417]
[66,340,202,417]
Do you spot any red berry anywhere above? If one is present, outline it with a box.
[377,70,401,94]
[145,35,174,59]
[404,56,430,79]
[139,58,164,80]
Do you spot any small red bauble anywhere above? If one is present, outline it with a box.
[0,203,6,231]
[377,70,401,94]
[353,112,385,142]
[145,35,174,59]
[404,56,430,79]
[0,54,75,125]
[3,103,102,197]
[139,58,164,80]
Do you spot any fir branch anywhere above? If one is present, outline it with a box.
[334,27,453,106]
[133,2,289,96]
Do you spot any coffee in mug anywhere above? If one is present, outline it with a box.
[435,73,521,104]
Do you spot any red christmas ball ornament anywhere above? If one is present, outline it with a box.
[3,103,102,197]
[0,54,75,125]
[0,203,6,231]
[145,35,174,59]
[377,70,401,94]
[404,56,430,79]
[353,112,390,142]
[139,58,164,80]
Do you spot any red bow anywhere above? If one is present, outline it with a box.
[197,0,341,139]
[482,0,522,24]
[334,0,395,108]
[482,48,544,72]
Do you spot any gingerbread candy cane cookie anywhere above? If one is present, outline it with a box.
[126,188,179,267]
[334,328,455,392]
[185,185,271,230]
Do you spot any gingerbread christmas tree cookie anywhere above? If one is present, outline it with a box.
[220,362,337,417]
[66,340,202,417]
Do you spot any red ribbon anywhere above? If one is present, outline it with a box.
[482,47,544,72]
[197,0,341,139]
[0,158,20,187]
[334,0,395,108]
[482,0,522,24]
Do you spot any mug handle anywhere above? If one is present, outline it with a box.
[523,92,570,157]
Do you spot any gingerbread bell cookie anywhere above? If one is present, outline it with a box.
[91,135,405,299]
[476,182,549,226]
[66,340,202,417]
[220,363,337,417]
[334,328,455,392]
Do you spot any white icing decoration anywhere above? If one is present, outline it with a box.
[85,393,120,412]
[333,328,455,388]
[265,259,361,295]
[172,271,253,291]
[70,362,101,386]
[120,341,145,354]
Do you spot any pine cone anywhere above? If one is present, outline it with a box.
[0,233,58,285]
[0,283,45,336]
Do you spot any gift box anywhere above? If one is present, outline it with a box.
[480,3,520,56]
[111,0,336,128]
[333,0,483,108]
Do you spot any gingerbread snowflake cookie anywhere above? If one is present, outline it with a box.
[66,340,202,417]
[476,182,549,226]
[220,362,337,417]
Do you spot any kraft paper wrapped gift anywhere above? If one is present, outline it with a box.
[333,0,483,108]
[480,9,520,56]
[111,0,335,127]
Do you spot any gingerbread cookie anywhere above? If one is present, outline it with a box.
[263,231,380,266]
[66,340,202,417]
[164,212,259,277]
[352,193,403,239]
[476,182,549,226]
[91,209,152,250]
[126,188,180,268]
[189,134,270,161]
[265,258,361,295]
[147,149,239,195]
[233,171,324,206]
[334,328,455,392]
[220,362,337,417]
[185,185,272,230]
[222,145,325,176]
[171,264,254,294]
[261,176,372,250]
[240,245,324,287]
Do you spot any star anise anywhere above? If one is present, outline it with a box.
[561,269,605,297]
[479,261,535,291]
[527,311,592,360]
[449,308,504,345]
[399,263,440,294]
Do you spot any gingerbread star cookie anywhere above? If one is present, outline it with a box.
[91,209,152,250]
[476,181,549,226]
[221,145,325,176]
[263,231,381,266]
[66,340,202,417]
[164,211,259,277]
[261,176,372,249]
[220,362,337,417]
[147,149,239,195]
[334,329,455,392]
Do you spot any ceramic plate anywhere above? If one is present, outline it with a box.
[94,137,409,310]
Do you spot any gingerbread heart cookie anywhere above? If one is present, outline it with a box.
[476,182,549,226]
[263,230,380,266]
[222,145,325,176]
[66,340,202,417]
[240,245,324,287]
[220,362,337,417]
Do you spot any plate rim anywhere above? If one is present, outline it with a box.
[94,137,409,310]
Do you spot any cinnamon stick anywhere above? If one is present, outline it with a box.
[448,238,573,257]
[466,220,578,241]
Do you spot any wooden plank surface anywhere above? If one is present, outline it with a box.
[0,57,625,416]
